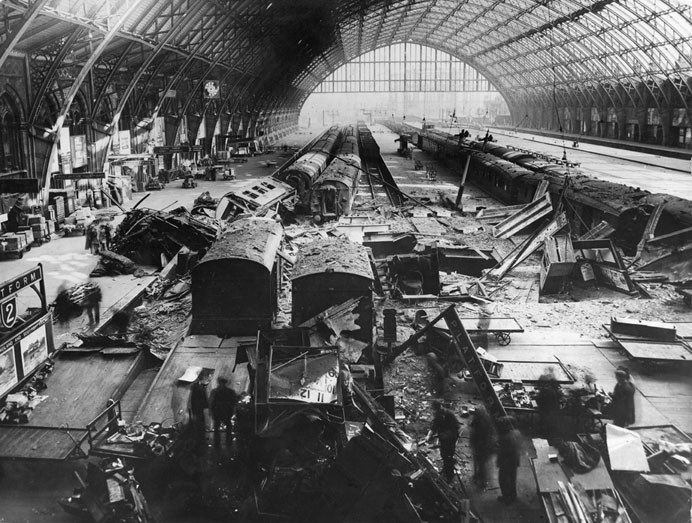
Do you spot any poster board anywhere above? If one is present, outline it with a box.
[0,345,18,397]
[0,265,54,400]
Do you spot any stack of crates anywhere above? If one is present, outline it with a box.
[16,227,35,248]
[27,214,50,244]
[0,232,28,258]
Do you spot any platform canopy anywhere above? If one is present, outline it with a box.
[1,0,691,190]
[3,1,690,115]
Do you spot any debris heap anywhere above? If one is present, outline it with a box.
[111,207,218,267]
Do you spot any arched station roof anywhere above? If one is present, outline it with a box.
[1,0,691,180]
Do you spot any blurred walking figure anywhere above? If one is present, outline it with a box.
[53,281,102,326]
[425,400,460,481]
[611,367,635,427]
[189,379,209,451]
[536,372,561,439]
[470,406,496,488]
[210,377,238,448]
[496,416,520,504]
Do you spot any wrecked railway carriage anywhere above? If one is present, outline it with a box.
[384,121,692,245]
[310,125,362,223]
[191,217,284,335]
[273,125,342,209]
[291,238,375,349]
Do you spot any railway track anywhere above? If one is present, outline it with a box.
[357,121,404,207]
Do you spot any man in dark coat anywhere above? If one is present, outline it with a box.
[470,406,497,488]
[536,374,561,439]
[611,367,635,427]
[189,379,209,451]
[496,416,521,504]
[426,400,460,481]
[210,376,238,448]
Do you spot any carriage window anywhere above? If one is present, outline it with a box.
[253,186,268,194]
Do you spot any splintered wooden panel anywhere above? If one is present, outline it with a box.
[135,340,249,425]
[0,426,87,460]
[27,352,140,428]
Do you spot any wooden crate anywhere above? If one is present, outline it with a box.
[540,235,576,294]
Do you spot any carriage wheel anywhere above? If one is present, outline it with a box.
[496,332,511,346]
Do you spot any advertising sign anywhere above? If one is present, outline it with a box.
[60,127,73,174]
[0,345,18,398]
[71,135,88,168]
[19,323,48,376]
[118,130,132,155]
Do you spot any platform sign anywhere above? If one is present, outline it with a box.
[0,296,17,329]
[0,266,43,302]
[442,306,506,419]
[0,266,53,401]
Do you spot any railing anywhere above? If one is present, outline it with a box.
[86,399,122,451]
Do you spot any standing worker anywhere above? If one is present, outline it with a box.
[189,379,209,452]
[210,377,238,449]
[536,373,561,439]
[470,406,497,489]
[611,367,635,427]
[496,416,521,504]
[425,400,460,481]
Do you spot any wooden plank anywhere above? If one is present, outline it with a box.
[532,179,550,202]
[25,352,140,428]
[648,225,692,244]
[0,426,87,460]
[476,204,528,224]
[492,360,573,383]
[493,193,553,239]
[665,322,692,339]
[616,340,692,361]
[532,458,570,493]
[487,212,568,280]
[636,203,665,257]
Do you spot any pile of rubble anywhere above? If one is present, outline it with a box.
[110,207,219,268]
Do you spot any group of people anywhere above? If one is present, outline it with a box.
[424,365,636,506]
[189,376,239,451]
[85,219,113,255]
[426,401,522,504]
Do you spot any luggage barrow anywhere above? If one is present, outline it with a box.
[459,317,524,346]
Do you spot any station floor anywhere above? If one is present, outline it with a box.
[0,125,691,522]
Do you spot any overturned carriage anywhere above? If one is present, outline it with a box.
[191,218,284,336]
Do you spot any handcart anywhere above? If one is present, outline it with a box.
[459,316,524,346]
